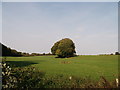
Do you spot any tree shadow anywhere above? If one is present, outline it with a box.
[6,61,38,68]
[55,55,78,58]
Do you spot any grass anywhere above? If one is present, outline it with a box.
[5,55,118,81]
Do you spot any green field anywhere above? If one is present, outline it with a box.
[5,55,118,81]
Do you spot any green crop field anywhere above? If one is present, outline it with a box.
[5,55,118,81]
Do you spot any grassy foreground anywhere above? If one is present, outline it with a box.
[5,55,118,81]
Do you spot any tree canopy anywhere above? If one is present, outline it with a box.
[51,38,76,58]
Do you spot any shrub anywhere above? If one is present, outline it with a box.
[2,58,45,89]
[115,52,120,55]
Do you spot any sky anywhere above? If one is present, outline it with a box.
[2,2,118,55]
[1,0,120,2]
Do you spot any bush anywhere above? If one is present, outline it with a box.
[2,58,17,88]
[2,58,45,89]
[115,52,120,55]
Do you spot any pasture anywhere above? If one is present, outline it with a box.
[5,55,118,81]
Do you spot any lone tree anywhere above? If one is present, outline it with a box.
[51,38,76,58]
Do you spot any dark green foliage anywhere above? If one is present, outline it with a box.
[2,58,45,89]
[12,67,45,88]
[43,53,45,55]
[51,38,76,58]
[31,53,38,56]
[51,41,60,55]
[22,52,30,56]
[115,52,120,55]
[29,53,52,56]
[0,43,53,57]
[0,43,22,57]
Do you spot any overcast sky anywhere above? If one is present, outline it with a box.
[2,2,118,55]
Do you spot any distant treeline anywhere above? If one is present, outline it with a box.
[0,43,52,57]
[99,52,120,56]
[0,43,119,57]
[1,43,22,57]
